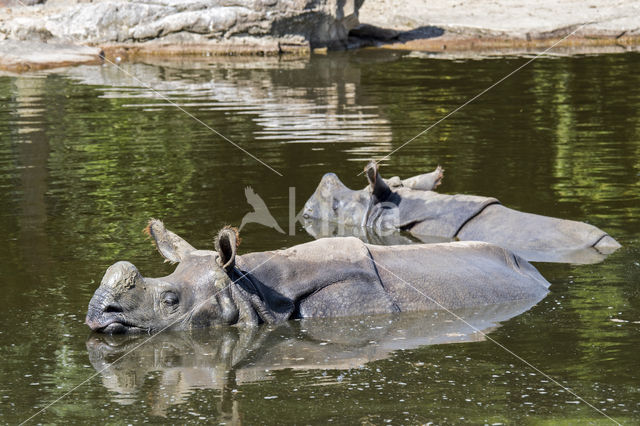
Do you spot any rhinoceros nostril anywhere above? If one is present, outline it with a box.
[104,303,123,314]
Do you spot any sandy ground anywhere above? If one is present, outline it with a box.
[356,0,640,55]
[359,0,640,36]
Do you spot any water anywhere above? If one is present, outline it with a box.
[1,51,639,424]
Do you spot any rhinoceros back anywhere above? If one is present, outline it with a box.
[236,238,549,320]
[392,189,499,237]
[456,204,616,261]
[365,241,550,312]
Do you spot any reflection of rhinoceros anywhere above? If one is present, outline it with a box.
[86,219,549,334]
[86,300,539,416]
[302,162,621,264]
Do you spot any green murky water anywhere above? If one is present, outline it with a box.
[1,51,639,424]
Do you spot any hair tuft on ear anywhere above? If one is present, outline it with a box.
[214,226,241,251]
[143,219,156,240]
[214,225,240,270]
[143,218,163,249]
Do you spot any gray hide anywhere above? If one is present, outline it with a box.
[302,163,620,263]
[86,220,549,334]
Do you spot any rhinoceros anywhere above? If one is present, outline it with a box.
[85,219,549,334]
[302,161,621,264]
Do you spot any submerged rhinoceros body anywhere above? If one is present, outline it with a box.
[302,163,621,263]
[86,220,549,334]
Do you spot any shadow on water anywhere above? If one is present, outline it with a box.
[86,300,539,417]
[303,216,440,245]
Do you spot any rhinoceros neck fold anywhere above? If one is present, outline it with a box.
[230,266,295,325]
[386,189,501,237]
[370,172,392,203]
[234,237,386,319]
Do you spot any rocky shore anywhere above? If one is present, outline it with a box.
[1,0,639,72]
[0,0,361,71]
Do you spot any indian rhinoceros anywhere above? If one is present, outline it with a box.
[85,219,549,334]
[301,161,621,264]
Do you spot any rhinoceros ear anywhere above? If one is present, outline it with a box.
[364,160,379,187]
[144,219,196,263]
[364,160,392,202]
[215,226,240,271]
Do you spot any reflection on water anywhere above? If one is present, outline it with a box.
[303,216,442,245]
[64,58,393,149]
[1,51,640,423]
[87,302,536,417]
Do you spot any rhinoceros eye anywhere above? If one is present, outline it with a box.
[332,198,340,211]
[162,291,179,306]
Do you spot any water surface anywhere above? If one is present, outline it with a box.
[1,51,639,424]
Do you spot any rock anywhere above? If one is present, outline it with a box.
[0,0,44,5]
[0,40,102,72]
[0,0,363,69]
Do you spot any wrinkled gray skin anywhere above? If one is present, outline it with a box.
[302,162,621,263]
[86,219,549,334]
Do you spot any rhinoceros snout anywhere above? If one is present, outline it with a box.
[86,261,144,333]
[86,288,116,331]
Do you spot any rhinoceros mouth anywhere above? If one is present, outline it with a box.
[87,318,145,334]
[101,322,130,334]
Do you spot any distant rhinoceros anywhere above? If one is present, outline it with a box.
[85,219,549,334]
[302,161,621,264]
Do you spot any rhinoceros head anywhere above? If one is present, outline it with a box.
[302,172,370,227]
[85,220,240,334]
